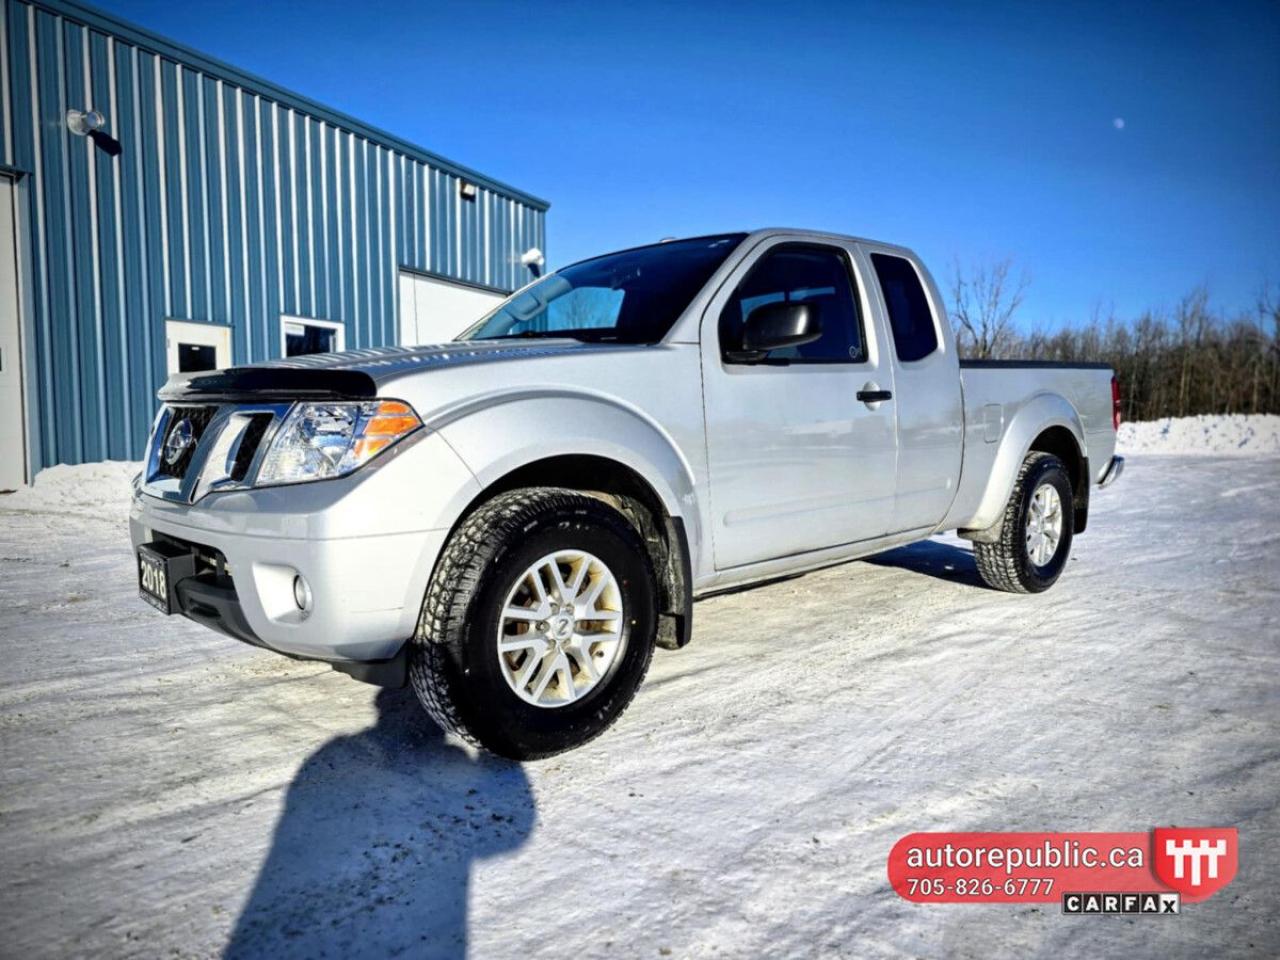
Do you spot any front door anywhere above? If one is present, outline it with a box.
[701,239,898,569]
[165,319,232,374]
[0,176,26,491]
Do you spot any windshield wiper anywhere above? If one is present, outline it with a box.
[560,330,625,343]
[481,330,565,340]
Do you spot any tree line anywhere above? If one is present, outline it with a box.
[949,261,1280,422]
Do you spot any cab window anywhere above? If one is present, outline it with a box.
[871,253,938,362]
[720,245,866,363]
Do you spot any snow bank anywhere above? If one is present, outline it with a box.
[0,460,140,522]
[1117,414,1280,457]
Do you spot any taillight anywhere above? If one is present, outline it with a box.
[1111,375,1122,431]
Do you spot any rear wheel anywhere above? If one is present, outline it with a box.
[410,488,657,760]
[975,451,1074,594]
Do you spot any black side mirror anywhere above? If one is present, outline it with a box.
[727,301,821,361]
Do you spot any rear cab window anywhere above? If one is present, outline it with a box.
[870,253,938,362]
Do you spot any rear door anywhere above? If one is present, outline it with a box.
[859,245,963,533]
[701,237,898,569]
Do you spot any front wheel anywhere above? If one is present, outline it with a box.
[974,451,1074,594]
[410,488,658,760]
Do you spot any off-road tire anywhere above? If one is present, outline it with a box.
[410,487,657,760]
[975,451,1074,594]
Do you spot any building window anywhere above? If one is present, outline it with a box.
[178,344,216,371]
[281,317,345,358]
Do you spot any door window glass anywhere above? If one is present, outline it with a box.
[283,319,345,357]
[721,245,865,362]
[870,253,938,362]
[177,343,216,372]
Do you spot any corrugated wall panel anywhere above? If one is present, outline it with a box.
[114,38,152,456]
[220,80,244,365]
[0,0,10,163]
[135,49,165,396]
[2,0,548,470]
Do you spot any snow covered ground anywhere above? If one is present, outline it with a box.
[1,422,1278,958]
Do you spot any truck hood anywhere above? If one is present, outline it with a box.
[158,339,620,402]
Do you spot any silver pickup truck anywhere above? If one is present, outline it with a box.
[130,229,1123,758]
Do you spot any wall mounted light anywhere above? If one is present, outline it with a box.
[66,108,105,136]
[458,180,477,201]
[66,107,121,157]
[521,247,545,277]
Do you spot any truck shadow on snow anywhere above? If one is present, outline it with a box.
[861,538,988,588]
[224,687,535,960]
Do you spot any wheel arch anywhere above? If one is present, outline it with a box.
[1026,424,1090,533]
[960,393,1088,540]
[435,445,695,651]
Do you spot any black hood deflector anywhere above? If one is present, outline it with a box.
[158,366,378,403]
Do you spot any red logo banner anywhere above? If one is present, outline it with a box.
[888,829,1238,905]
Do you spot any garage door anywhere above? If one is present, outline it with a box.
[398,270,505,346]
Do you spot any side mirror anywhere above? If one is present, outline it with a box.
[727,301,822,361]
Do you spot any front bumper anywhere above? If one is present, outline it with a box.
[129,430,478,671]
[164,564,411,685]
[131,508,446,664]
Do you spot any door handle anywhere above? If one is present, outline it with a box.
[857,389,892,403]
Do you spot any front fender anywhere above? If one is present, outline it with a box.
[964,393,1085,533]
[428,387,700,548]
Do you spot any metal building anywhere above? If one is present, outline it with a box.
[0,0,549,487]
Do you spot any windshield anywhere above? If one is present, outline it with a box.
[459,233,747,344]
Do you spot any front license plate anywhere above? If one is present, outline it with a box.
[138,545,174,613]
[138,542,197,615]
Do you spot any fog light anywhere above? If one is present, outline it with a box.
[293,575,312,611]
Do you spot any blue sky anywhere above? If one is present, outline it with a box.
[98,0,1280,328]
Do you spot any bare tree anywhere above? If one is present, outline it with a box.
[1173,286,1210,416]
[946,280,1280,419]
[950,258,1030,358]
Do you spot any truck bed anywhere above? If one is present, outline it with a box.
[959,359,1115,441]
[943,359,1119,532]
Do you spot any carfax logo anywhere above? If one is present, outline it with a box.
[1062,892,1180,915]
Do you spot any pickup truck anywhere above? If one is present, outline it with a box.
[130,229,1124,759]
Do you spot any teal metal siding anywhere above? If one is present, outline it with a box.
[1,0,548,470]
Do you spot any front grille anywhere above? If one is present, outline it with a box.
[155,405,218,480]
[143,400,293,502]
[229,413,274,481]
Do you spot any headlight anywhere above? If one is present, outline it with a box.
[255,400,422,486]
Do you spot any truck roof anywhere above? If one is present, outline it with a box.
[573,228,920,271]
